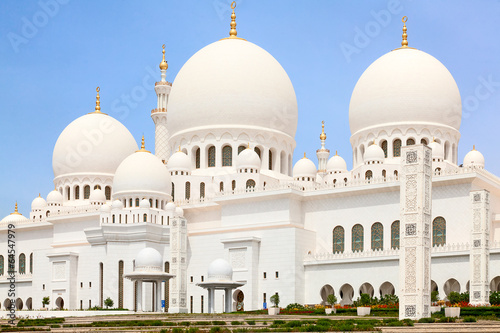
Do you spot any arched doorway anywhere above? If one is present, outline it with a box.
[339,284,354,305]
[15,298,23,310]
[233,289,244,312]
[320,284,334,305]
[431,280,438,292]
[4,299,11,310]
[490,276,500,292]
[379,282,395,297]
[359,282,374,297]
[466,281,470,292]
[443,279,460,298]
[55,297,64,310]
[26,297,32,310]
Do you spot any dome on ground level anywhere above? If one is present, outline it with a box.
[236,148,261,169]
[326,154,347,172]
[52,113,138,179]
[293,156,317,178]
[31,195,47,210]
[135,247,162,271]
[428,141,444,160]
[167,151,191,172]
[167,39,298,139]
[113,149,171,197]
[364,143,385,163]
[47,189,63,205]
[464,147,484,168]
[349,48,461,136]
[207,258,233,282]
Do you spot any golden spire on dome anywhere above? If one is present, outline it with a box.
[473,145,476,151]
[220,1,246,41]
[178,145,181,152]
[320,121,327,141]
[303,152,307,159]
[89,87,108,115]
[136,135,151,153]
[247,142,250,149]
[160,44,168,70]
[11,202,21,215]
[401,16,408,48]
[335,151,338,156]
[38,193,41,198]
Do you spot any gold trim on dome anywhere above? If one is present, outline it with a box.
[88,87,108,115]
[320,121,327,141]
[220,1,247,41]
[159,44,168,70]
[136,135,151,153]
[11,202,21,215]
[302,152,307,159]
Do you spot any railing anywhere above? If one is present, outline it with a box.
[151,108,167,114]
[49,205,100,217]
[155,81,172,86]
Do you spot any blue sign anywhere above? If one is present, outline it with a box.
[161,300,165,308]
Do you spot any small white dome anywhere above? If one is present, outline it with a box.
[52,113,138,179]
[326,153,347,173]
[293,156,317,178]
[464,147,485,168]
[89,188,106,203]
[207,258,233,282]
[237,148,261,170]
[111,199,124,210]
[174,206,184,217]
[428,140,444,160]
[1,204,29,225]
[364,143,385,163]
[100,204,111,212]
[167,151,191,172]
[135,247,162,272]
[47,189,63,205]
[113,150,171,199]
[139,199,150,209]
[165,202,176,212]
[31,195,47,211]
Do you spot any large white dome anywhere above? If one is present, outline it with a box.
[52,113,138,178]
[113,150,171,198]
[167,39,298,139]
[349,48,461,136]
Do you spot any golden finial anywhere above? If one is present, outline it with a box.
[303,152,307,159]
[11,202,21,215]
[178,145,181,152]
[136,135,151,153]
[320,121,327,141]
[160,44,168,70]
[229,2,237,38]
[473,145,476,151]
[401,16,408,48]
[335,151,338,156]
[247,142,250,149]
[89,87,108,115]
[38,193,41,198]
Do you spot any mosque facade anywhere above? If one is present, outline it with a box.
[1,6,499,314]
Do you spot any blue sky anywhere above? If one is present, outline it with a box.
[1,0,499,216]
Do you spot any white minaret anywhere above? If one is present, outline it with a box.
[151,44,172,163]
[316,121,330,176]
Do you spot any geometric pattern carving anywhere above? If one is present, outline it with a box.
[405,305,416,317]
[405,248,416,293]
[474,239,481,247]
[406,151,418,164]
[229,248,246,269]
[52,261,66,281]
[406,223,417,236]
[473,291,481,299]
[474,193,481,202]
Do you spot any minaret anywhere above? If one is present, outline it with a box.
[151,44,172,163]
[316,121,330,175]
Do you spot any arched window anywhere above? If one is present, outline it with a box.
[381,140,388,158]
[393,139,402,157]
[185,182,191,200]
[254,147,261,159]
[365,170,373,180]
[118,261,124,309]
[238,145,246,154]
[421,138,428,145]
[30,253,33,274]
[129,198,132,207]
[94,185,100,190]
[19,253,26,274]
[268,150,273,170]
[406,138,415,146]
[105,186,111,201]
[200,182,205,198]
[208,146,215,167]
[171,182,175,201]
[219,182,224,192]
[222,146,232,166]
[66,187,70,200]
[382,170,386,179]
[391,220,400,249]
[232,180,236,191]
[164,262,170,311]
[195,148,200,169]
[394,170,398,178]
[74,186,80,200]
[135,198,139,207]
[433,217,446,246]
[84,185,90,199]
[246,179,256,189]
[143,214,147,222]
[352,224,364,252]
[332,226,344,254]
[112,215,115,223]
[371,222,383,250]
[0,255,4,275]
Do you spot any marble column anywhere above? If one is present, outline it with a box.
[224,288,232,313]
[136,281,143,312]
[156,280,163,312]
[208,288,215,314]
[399,144,432,320]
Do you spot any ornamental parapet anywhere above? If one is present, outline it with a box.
[151,108,167,114]
[50,205,100,217]
[155,81,172,86]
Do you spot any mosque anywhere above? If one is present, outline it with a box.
[1,4,499,314]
